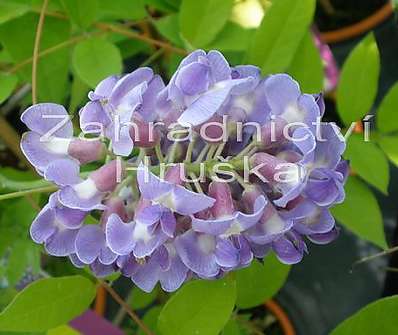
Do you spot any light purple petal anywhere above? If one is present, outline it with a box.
[208,50,231,82]
[137,164,174,200]
[21,132,66,172]
[294,207,335,235]
[308,227,340,245]
[176,62,210,96]
[130,257,161,293]
[99,247,118,265]
[160,209,176,237]
[109,122,134,156]
[177,78,249,126]
[140,75,165,122]
[45,228,78,257]
[89,75,118,100]
[175,230,219,278]
[75,225,105,264]
[136,204,162,225]
[90,260,115,277]
[192,215,236,235]
[44,158,81,186]
[30,205,56,243]
[237,195,267,230]
[272,232,306,265]
[159,244,188,292]
[21,103,73,138]
[264,74,301,116]
[132,224,168,258]
[106,214,135,255]
[58,183,104,211]
[172,185,215,215]
[215,238,239,268]
[80,101,111,133]
[314,123,346,170]
[110,68,153,108]
[69,253,85,268]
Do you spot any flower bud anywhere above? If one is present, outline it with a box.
[101,197,129,224]
[90,160,122,192]
[130,114,160,148]
[68,139,105,164]
[208,181,235,218]
[259,117,287,149]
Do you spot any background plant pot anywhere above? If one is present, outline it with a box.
[264,300,296,335]
[316,0,393,43]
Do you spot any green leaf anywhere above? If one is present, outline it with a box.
[153,14,184,47]
[331,176,387,249]
[331,296,398,335]
[344,134,389,194]
[337,33,380,125]
[179,0,234,48]
[69,73,90,115]
[158,277,236,335]
[6,240,41,287]
[287,31,324,93]
[0,72,18,104]
[0,13,70,103]
[246,0,316,74]
[129,286,158,310]
[207,22,254,52]
[376,82,398,134]
[144,0,180,12]
[137,306,161,335]
[72,37,122,88]
[0,276,96,332]
[97,0,146,21]
[47,325,80,335]
[61,0,98,29]
[0,197,38,256]
[236,256,290,309]
[0,1,29,25]
[117,39,150,59]
[378,135,398,167]
[221,319,241,335]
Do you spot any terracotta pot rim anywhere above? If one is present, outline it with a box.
[319,2,393,44]
[264,299,296,335]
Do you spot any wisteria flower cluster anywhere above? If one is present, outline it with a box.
[21,50,348,292]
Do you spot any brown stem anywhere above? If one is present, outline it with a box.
[95,22,187,55]
[0,115,29,166]
[8,31,106,74]
[353,245,398,269]
[32,0,49,104]
[99,280,155,335]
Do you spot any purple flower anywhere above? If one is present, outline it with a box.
[20,49,350,291]
[106,199,170,258]
[59,160,121,210]
[136,164,215,216]
[191,182,266,237]
[117,243,188,292]
[21,103,104,182]
[80,68,165,156]
[159,50,256,127]
[30,192,87,256]
[106,165,215,258]
[263,74,320,125]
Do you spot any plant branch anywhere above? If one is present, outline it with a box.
[353,245,398,269]
[0,185,57,201]
[32,0,49,104]
[99,280,155,335]
[95,22,187,55]
[0,115,30,167]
